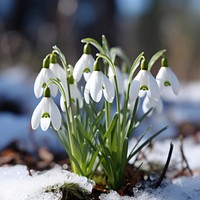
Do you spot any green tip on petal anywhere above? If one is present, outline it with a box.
[164,81,171,86]
[42,112,50,118]
[83,67,91,73]
[140,85,148,90]
[50,53,57,64]
[161,57,168,67]
[93,60,101,71]
[44,87,51,97]
[141,58,148,70]
[43,55,50,68]
[83,43,91,54]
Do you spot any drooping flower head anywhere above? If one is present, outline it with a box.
[156,57,180,95]
[31,87,62,131]
[73,43,95,82]
[84,59,115,104]
[34,55,58,98]
[129,58,160,103]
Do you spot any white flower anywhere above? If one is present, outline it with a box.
[134,69,160,100]
[129,80,140,103]
[156,66,180,95]
[73,54,95,82]
[31,97,62,131]
[60,84,83,111]
[142,95,163,115]
[84,71,115,104]
[34,68,58,98]
[49,63,67,86]
[108,66,124,95]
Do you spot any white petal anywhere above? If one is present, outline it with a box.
[156,67,168,93]
[142,95,153,114]
[156,67,168,80]
[134,70,143,82]
[108,66,124,95]
[129,80,140,102]
[50,63,63,77]
[135,70,149,98]
[84,78,91,104]
[71,85,83,108]
[148,72,160,100]
[60,87,69,111]
[45,69,58,97]
[82,55,95,81]
[40,117,51,131]
[156,98,163,113]
[43,97,51,112]
[50,63,67,85]
[116,67,124,94]
[31,98,44,130]
[168,67,180,95]
[83,72,91,81]
[60,95,66,112]
[102,74,115,103]
[156,79,164,93]
[89,71,102,102]
[34,68,45,98]
[73,55,85,82]
[50,98,62,131]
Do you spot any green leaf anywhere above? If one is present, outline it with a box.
[126,97,139,137]
[131,107,153,132]
[128,126,168,160]
[86,150,99,177]
[127,127,150,161]
[81,38,104,53]
[103,112,119,139]
[148,49,166,71]
[121,137,128,169]
[74,117,95,146]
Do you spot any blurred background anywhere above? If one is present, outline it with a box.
[0,0,200,162]
[1,0,200,79]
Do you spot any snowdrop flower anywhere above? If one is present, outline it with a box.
[34,56,58,98]
[129,59,160,103]
[108,65,124,95]
[84,60,115,104]
[49,53,67,86]
[142,95,163,115]
[156,58,180,95]
[60,74,83,111]
[73,43,95,82]
[31,87,61,131]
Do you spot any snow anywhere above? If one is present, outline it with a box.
[1,67,200,199]
[99,176,200,200]
[0,165,95,200]
[0,138,199,199]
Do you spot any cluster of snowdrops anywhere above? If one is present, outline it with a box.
[31,36,180,189]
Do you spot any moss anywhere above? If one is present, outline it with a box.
[45,182,90,200]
